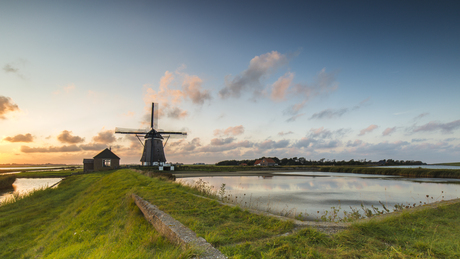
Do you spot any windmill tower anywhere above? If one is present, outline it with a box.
[115,103,187,166]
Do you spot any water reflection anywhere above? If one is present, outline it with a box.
[178,174,460,220]
[0,178,62,204]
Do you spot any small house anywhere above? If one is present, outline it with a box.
[254,158,277,166]
[83,148,120,172]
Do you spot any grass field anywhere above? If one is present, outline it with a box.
[1,169,459,258]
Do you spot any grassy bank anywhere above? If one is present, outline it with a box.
[0,170,196,258]
[321,166,460,179]
[2,169,459,258]
[0,175,16,190]
[221,200,460,258]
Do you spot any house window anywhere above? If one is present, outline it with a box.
[103,159,111,167]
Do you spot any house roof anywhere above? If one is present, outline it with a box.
[264,158,276,164]
[254,159,262,165]
[83,159,94,163]
[93,148,120,159]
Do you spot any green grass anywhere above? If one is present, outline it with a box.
[321,166,460,179]
[221,201,460,258]
[0,175,16,189]
[0,170,196,258]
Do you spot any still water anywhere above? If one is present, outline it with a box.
[178,172,460,220]
[0,178,62,204]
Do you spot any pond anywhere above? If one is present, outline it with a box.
[178,171,460,220]
[0,178,63,204]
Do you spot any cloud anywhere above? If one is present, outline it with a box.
[57,130,85,144]
[210,137,235,146]
[382,127,396,136]
[257,139,290,150]
[287,68,339,114]
[346,139,364,147]
[143,68,211,122]
[166,106,188,119]
[309,108,348,120]
[411,138,428,143]
[309,98,369,120]
[358,125,378,136]
[270,72,294,102]
[414,112,429,121]
[213,125,245,136]
[3,64,18,73]
[53,84,75,95]
[21,145,81,153]
[198,140,253,153]
[286,113,305,122]
[0,96,20,119]
[183,138,201,151]
[3,61,26,79]
[309,127,348,139]
[181,74,212,105]
[310,127,333,138]
[4,133,34,143]
[93,130,116,144]
[413,120,460,134]
[278,131,293,136]
[219,51,289,99]
[79,143,109,151]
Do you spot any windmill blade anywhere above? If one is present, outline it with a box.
[152,103,159,130]
[115,127,150,134]
[158,131,187,135]
[158,131,187,139]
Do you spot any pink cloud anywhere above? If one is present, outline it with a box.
[213,125,245,136]
[382,127,396,136]
[358,125,378,136]
[271,72,294,102]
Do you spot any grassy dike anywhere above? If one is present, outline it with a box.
[2,169,460,258]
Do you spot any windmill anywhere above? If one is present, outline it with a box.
[115,103,187,166]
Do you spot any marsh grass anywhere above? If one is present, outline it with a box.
[220,201,460,258]
[0,175,16,189]
[321,166,460,179]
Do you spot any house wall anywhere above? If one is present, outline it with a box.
[93,158,120,171]
[83,162,94,172]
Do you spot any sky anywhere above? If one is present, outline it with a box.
[1,0,460,165]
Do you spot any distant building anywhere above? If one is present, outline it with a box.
[254,158,277,166]
[193,163,206,165]
[83,148,120,172]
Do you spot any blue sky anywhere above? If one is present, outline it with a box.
[1,0,459,164]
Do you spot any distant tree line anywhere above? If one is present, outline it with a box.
[215,157,425,166]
